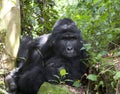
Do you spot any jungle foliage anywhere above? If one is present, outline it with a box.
[20,0,58,37]
[22,0,120,93]
[0,0,120,94]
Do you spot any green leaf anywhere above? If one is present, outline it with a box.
[95,53,102,60]
[54,75,60,79]
[73,80,81,88]
[59,68,67,77]
[99,81,104,87]
[114,71,120,80]
[99,51,108,56]
[107,34,113,39]
[48,80,59,84]
[82,43,92,51]
[114,51,120,56]
[64,79,73,83]
[87,74,98,81]
[96,32,101,35]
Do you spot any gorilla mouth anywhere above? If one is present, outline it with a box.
[64,52,77,57]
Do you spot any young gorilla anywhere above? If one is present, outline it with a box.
[44,18,88,85]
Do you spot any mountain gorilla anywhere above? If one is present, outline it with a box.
[6,18,88,94]
[44,18,88,85]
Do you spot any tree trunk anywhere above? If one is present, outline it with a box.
[0,0,21,69]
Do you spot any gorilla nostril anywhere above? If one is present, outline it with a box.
[67,47,73,51]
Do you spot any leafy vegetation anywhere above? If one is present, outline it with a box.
[20,0,58,37]
[54,0,120,93]
[0,0,120,94]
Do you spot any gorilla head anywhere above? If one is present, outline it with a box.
[48,18,84,58]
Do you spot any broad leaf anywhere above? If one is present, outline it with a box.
[87,74,98,81]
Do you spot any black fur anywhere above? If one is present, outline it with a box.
[44,18,88,85]
[16,34,51,94]
[6,18,88,94]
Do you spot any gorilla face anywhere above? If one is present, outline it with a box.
[54,34,81,58]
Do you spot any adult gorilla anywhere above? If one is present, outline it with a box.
[6,18,88,94]
[44,18,88,85]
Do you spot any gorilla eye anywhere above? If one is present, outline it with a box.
[71,36,77,39]
[61,36,77,40]
[69,36,77,40]
[61,37,68,40]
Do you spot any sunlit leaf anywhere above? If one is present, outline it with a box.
[60,68,67,76]
[87,74,98,81]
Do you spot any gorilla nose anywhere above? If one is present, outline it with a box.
[67,47,72,50]
[66,47,74,52]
